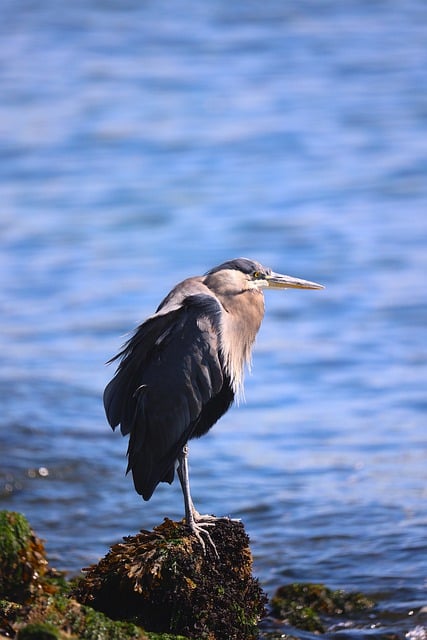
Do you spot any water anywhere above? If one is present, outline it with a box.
[1,1,426,637]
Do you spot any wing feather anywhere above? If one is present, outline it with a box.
[103,292,229,500]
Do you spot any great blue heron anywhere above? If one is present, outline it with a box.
[104,258,323,550]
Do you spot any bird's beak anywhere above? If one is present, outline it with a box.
[266,272,324,290]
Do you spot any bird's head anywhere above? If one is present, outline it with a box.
[205,257,324,294]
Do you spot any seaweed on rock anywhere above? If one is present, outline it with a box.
[270,582,375,632]
[74,517,268,640]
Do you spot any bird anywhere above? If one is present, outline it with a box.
[103,257,323,550]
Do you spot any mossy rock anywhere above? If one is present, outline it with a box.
[17,621,60,640]
[0,511,155,640]
[3,588,176,640]
[271,582,375,632]
[0,511,49,603]
[73,517,267,640]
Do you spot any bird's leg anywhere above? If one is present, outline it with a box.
[176,445,219,556]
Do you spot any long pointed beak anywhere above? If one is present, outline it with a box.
[266,272,324,290]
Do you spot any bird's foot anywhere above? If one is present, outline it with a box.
[192,511,218,523]
[185,512,241,556]
[193,510,240,524]
[196,513,241,525]
[186,511,222,557]
[188,520,218,557]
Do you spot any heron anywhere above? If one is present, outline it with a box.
[104,258,323,550]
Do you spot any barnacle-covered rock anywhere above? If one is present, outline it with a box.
[74,517,267,640]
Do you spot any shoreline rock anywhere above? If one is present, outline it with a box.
[73,517,267,640]
[0,510,381,640]
[270,581,375,633]
[0,511,266,640]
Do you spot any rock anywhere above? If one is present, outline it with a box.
[0,510,48,603]
[270,582,375,632]
[17,622,60,640]
[0,511,153,640]
[74,517,268,640]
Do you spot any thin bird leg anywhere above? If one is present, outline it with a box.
[176,445,219,556]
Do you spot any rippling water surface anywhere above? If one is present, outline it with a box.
[1,2,426,638]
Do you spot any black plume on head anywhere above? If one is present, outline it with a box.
[206,258,270,277]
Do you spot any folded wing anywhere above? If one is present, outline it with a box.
[103,293,232,500]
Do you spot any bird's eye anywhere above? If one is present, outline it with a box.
[253,271,262,279]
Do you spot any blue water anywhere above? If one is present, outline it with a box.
[1,1,426,637]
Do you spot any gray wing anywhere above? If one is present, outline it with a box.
[103,293,225,500]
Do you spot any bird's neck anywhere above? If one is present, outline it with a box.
[219,289,265,400]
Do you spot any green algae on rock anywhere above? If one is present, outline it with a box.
[0,510,49,603]
[73,517,268,640]
[271,582,375,632]
[17,621,61,640]
[0,511,183,640]
[0,509,265,640]
[1,569,182,640]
